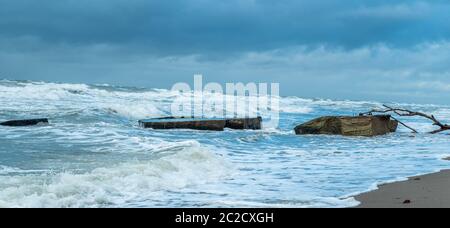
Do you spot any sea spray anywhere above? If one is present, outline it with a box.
[1,80,450,208]
[0,142,232,208]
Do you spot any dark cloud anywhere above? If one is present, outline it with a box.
[1,0,450,104]
[1,0,449,55]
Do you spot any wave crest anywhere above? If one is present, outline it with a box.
[0,142,232,208]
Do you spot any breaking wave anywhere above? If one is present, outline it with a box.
[2,80,450,208]
[0,80,315,120]
[0,141,232,208]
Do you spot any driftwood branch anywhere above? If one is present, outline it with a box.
[389,115,419,133]
[360,105,450,134]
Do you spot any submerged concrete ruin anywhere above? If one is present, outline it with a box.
[139,117,262,131]
[0,118,49,127]
[295,115,398,137]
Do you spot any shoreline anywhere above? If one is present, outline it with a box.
[353,157,450,208]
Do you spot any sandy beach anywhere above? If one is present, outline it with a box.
[354,162,450,208]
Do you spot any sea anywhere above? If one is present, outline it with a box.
[1,80,450,208]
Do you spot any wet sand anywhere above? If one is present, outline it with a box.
[354,168,450,208]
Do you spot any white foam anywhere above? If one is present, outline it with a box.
[0,166,49,175]
[3,80,450,208]
[0,81,169,120]
[0,142,233,208]
[103,102,164,119]
[215,197,359,208]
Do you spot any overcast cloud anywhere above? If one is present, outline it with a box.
[1,0,450,104]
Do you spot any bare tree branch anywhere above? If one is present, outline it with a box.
[359,105,450,134]
[389,115,419,133]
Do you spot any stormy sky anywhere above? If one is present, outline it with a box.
[1,0,450,104]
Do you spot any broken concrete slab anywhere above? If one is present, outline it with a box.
[295,115,398,137]
[225,117,262,130]
[0,118,49,127]
[139,118,226,131]
[139,117,262,131]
